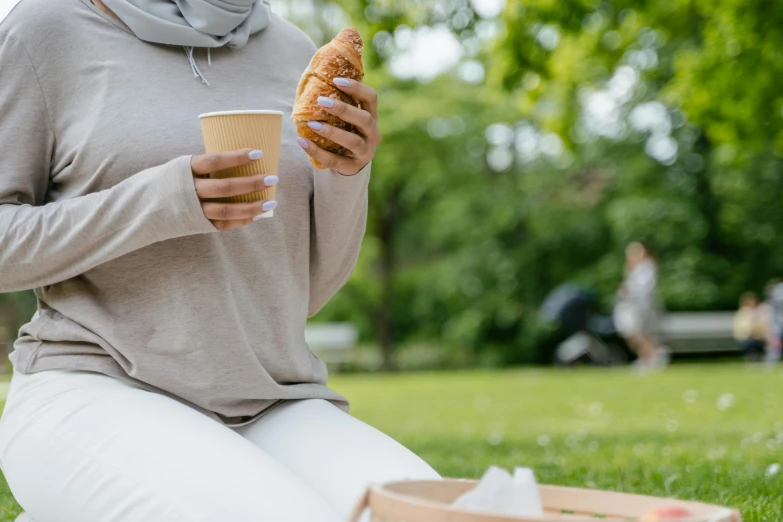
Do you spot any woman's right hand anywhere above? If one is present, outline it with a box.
[191,149,278,231]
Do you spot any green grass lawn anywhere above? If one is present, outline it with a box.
[333,364,783,521]
[0,364,780,520]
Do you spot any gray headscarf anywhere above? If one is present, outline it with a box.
[101,0,272,84]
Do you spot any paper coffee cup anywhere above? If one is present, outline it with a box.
[199,110,283,216]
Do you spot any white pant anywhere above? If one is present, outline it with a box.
[0,369,440,522]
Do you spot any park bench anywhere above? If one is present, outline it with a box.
[659,311,738,353]
[555,311,739,366]
[304,322,359,367]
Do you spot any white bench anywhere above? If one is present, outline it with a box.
[659,312,737,353]
[304,322,358,365]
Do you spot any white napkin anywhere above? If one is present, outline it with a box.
[452,466,545,518]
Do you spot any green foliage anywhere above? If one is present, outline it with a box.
[5,1,781,368]
[322,70,521,363]
[298,0,783,366]
[0,292,35,336]
[495,0,783,312]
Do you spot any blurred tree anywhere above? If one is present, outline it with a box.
[0,292,36,372]
[494,0,783,311]
[281,0,515,368]
[317,0,783,365]
[322,70,515,369]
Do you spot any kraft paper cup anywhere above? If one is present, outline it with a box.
[199,110,283,217]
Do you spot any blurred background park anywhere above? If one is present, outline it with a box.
[4,0,783,370]
[1,0,783,519]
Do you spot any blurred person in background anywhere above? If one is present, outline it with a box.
[613,241,666,370]
[733,292,767,361]
[0,1,438,521]
[763,279,783,367]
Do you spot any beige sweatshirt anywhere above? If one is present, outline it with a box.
[0,0,369,426]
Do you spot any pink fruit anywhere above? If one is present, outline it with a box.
[640,506,694,521]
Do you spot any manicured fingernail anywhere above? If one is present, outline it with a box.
[296,137,309,148]
[317,96,335,108]
[248,150,264,160]
[307,121,323,131]
[264,175,279,186]
[253,214,266,222]
[334,78,350,87]
[262,201,278,212]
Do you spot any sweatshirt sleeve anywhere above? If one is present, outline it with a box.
[0,32,216,293]
[308,163,371,317]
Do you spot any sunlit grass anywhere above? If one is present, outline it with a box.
[0,364,780,520]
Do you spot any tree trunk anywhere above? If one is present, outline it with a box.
[692,133,727,256]
[377,186,401,372]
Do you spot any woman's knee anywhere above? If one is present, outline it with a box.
[245,398,439,477]
[238,398,440,518]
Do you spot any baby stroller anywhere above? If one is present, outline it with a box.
[539,284,632,366]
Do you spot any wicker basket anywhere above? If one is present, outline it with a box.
[347,480,742,522]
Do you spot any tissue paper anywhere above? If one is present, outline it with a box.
[452,466,544,518]
[510,467,545,517]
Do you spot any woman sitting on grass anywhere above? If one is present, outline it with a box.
[0,1,439,521]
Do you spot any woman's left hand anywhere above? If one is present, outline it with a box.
[297,79,381,176]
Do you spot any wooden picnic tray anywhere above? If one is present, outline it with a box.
[347,479,742,522]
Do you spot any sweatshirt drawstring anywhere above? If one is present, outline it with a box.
[184,47,211,86]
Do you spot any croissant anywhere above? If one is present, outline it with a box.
[293,27,365,169]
